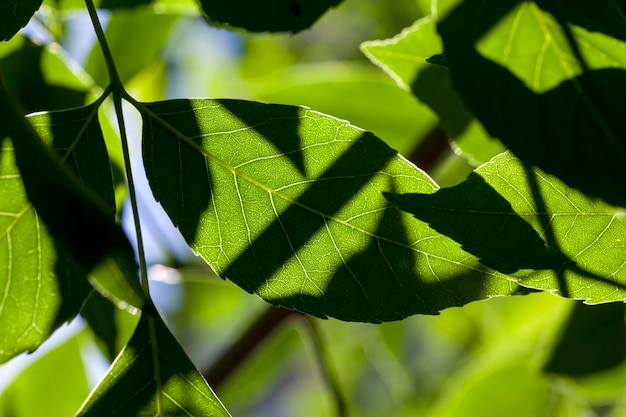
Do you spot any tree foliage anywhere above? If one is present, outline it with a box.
[1,0,626,415]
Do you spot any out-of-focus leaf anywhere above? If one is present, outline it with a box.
[361,17,505,164]
[0,331,90,417]
[0,85,144,362]
[85,8,178,87]
[76,306,231,416]
[545,302,626,377]
[438,0,626,207]
[198,0,343,33]
[252,63,437,156]
[100,0,152,8]
[0,0,43,41]
[387,152,626,304]
[139,98,518,323]
[0,38,88,112]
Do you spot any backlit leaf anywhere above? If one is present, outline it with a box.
[198,0,343,33]
[387,152,626,303]
[139,98,518,323]
[0,99,144,362]
[76,306,230,416]
[438,0,626,206]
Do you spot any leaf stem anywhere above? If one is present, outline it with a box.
[84,0,122,87]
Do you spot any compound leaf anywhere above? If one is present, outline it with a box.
[139,98,518,323]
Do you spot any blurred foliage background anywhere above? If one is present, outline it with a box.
[2,0,626,416]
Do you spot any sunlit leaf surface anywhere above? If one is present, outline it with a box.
[0,104,143,362]
[140,99,518,323]
[0,0,42,41]
[438,0,626,206]
[198,0,343,33]
[388,152,626,303]
[77,307,230,416]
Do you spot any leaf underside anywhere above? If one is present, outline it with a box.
[0,0,43,42]
[140,98,518,323]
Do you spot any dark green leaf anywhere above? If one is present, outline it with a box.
[139,98,518,323]
[0,0,43,41]
[545,302,626,377]
[438,0,626,206]
[198,0,343,33]
[387,152,626,303]
[76,306,230,416]
[0,80,144,362]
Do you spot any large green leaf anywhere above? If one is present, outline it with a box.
[0,0,42,41]
[361,17,505,164]
[387,152,626,303]
[76,306,230,416]
[0,96,144,362]
[438,0,626,206]
[138,98,519,323]
[198,0,343,33]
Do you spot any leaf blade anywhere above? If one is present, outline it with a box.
[140,98,518,322]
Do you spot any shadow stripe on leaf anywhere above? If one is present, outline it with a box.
[386,152,626,304]
[139,98,518,323]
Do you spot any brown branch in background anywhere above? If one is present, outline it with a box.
[202,306,300,389]
[408,126,450,173]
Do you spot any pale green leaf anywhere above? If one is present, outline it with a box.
[0,331,90,417]
[361,17,505,164]
[0,103,144,362]
[387,152,626,303]
[76,307,231,416]
[139,98,518,323]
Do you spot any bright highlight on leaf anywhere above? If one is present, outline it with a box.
[139,98,518,323]
[76,306,230,416]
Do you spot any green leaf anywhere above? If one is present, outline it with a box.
[361,17,506,165]
[76,306,231,416]
[544,302,626,377]
[387,151,626,303]
[0,88,144,361]
[198,0,343,33]
[85,8,179,87]
[139,98,518,323]
[438,0,626,206]
[0,331,90,417]
[0,0,43,41]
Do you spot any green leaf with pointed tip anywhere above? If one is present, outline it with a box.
[76,306,231,416]
[361,17,505,164]
[0,96,144,361]
[198,0,343,33]
[0,0,43,41]
[139,98,518,323]
[438,0,626,206]
[387,152,626,304]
